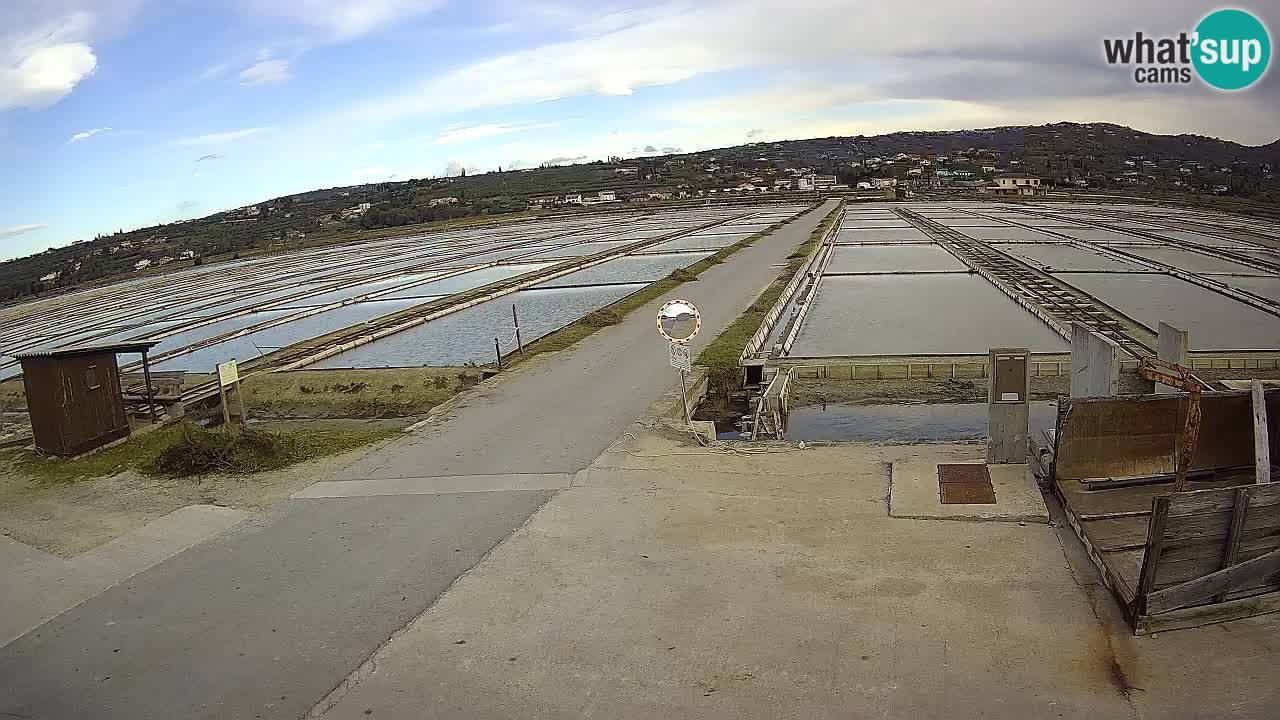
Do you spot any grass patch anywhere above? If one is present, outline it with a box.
[507,209,812,362]
[695,201,844,382]
[13,420,396,481]
[241,367,484,418]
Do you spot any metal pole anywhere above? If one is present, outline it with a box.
[495,338,502,369]
[679,369,691,425]
[513,304,523,355]
[141,349,158,424]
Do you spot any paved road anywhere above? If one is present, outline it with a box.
[0,201,835,720]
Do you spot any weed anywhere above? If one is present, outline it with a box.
[582,308,623,328]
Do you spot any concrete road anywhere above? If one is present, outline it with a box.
[0,201,836,720]
[336,200,836,481]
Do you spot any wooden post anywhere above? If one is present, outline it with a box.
[512,304,524,355]
[1135,495,1171,615]
[494,338,502,369]
[1215,487,1250,602]
[218,381,231,430]
[141,348,159,424]
[234,379,248,430]
[1254,379,1271,484]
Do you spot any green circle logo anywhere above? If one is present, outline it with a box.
[1193,8,1271,90]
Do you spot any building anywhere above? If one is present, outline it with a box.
[527,194,561,209]
[178,250,196,260]
[563,193,584,205]
[870,177,898,189]
[14,341,161,456]
[812,175,837,190]
[982,174,1046,197]
[795,176,814,191]
[597,190,617,203]
[39,271,61,283]
[134,259,152,271]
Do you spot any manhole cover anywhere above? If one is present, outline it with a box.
[938,464,996,505]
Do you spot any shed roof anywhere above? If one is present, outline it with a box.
[13,340,160,360]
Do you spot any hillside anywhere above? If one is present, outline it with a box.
[3,121,1277,306]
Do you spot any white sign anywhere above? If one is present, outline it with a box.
[669,341,691,372]
[216,359,239,387]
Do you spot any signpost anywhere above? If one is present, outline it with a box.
[215,359,247,430]
[657,299,701,425]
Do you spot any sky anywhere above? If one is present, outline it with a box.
[1,0,1278,261]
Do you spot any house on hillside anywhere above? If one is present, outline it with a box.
[527,194,561,209]
[134,259,152,271]
[981,174,1046,197]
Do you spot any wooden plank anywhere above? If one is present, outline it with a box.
[1136,587,1280,634]
[1053,481,1137,606]
[1159,524,1280,564]
[1135,496,1170,611]
[1145,547,1280,614]
[1166,481,1280,517]
[1217,488,1251,602]
[1255,379,1272,484]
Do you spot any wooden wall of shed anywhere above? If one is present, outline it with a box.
[20,351,130,456]
[1055,390,1279,481]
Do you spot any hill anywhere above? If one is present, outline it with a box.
[3,121,1277,306]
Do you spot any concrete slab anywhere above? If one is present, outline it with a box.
[889,460,1049,523]
[310,439,1150,720]
[72,504,247,580]
[0,492,554,720]
[293,473,574,498]
[1,504,247,648]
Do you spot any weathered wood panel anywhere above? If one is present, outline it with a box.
[1056,391,1278,481]
[1146,548,1280,614]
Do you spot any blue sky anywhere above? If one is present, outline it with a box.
[2,0,1277,261]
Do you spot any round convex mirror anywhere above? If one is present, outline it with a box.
[657,299,701,342]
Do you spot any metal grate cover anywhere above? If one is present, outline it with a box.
[938,463,996,504]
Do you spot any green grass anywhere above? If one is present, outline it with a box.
[507,210,808,362]
[13,421,397,481]
[695,201,844,382]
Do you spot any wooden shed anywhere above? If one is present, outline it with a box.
[14,341,160,456]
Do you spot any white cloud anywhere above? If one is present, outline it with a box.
[0,223,48,239]
[432,122,552,145]
[177,127,270,145]
[239,59,291,86]
[68,126,111,142]
[351,166,397,181]
[242,0,444,41]
[443,160,481,177]
[198,62,231,81]
[0,42,97,110]
[346,0,1275,144]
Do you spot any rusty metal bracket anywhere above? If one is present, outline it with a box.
[1139,357,1204,492]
